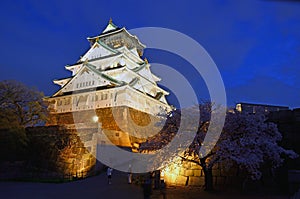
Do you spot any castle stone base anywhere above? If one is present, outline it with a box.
[47,106,162,149]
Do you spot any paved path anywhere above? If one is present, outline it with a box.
[0,171,288,199]
[151,187,288,199]
[1,171,143,199]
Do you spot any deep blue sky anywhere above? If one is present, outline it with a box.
[1,0,300,108]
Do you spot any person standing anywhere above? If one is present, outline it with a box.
[127,164,132,184]
[107,167,113,184]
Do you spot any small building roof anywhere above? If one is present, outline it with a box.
[236,102,289,109]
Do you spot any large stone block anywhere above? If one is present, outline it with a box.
[185,169,194,176]
[179,168,186,176]
[175,175,187,186]
[188,176,205,186]
[194,169,201,177]
[165,173,177,185]
[182,162,189,169]
[191,163,200,170]
[184,162,192,169]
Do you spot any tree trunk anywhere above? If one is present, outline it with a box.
[200,158,214,191]
[204,167,214,191]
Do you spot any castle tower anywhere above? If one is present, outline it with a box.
[46,20,171,149]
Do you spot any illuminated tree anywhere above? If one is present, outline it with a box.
[140,103,298,191]
[0,80,48,128]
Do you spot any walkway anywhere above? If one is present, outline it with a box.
[1,171,142,199]
[0,171,288,199]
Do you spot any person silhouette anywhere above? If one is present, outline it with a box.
[107,167,113,184]
[127,164,132,184]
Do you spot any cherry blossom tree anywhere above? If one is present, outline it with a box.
[140,103,298,191]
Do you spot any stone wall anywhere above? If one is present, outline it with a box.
[268,108,300,168]
[161,157,286,194]
[161,157,250,189]
[162,159,204,186]
[268,108,300,193]
[26,125,99,177]
[47,106,159,148]
[160,109,300,190]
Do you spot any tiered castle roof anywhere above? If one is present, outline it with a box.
[51,19,169,106]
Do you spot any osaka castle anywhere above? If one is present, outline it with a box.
[46,19,171,148]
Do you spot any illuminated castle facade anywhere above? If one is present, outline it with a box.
[46,20,171,148]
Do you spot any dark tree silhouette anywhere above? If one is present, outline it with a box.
[0,80,48,128]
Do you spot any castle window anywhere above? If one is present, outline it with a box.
[73,97,77,105]
[101,93,108,100]
[82,95,88,103]
[57,100,62,106]
[65,98,70,105]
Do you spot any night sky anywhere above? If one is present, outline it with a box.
[1,0,300,108]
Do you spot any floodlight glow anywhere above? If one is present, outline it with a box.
[92,116,98,122]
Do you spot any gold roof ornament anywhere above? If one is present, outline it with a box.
[93,43,99,48]
[101,17,118,34]
[144,58,148,64]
